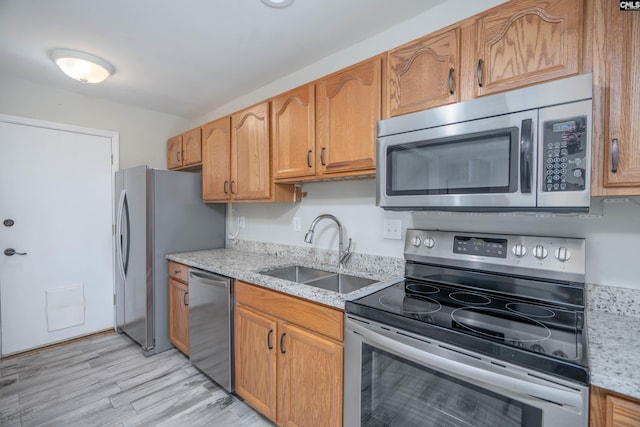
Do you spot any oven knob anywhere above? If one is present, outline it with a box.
[532,244,548,259]
[423,236,436,248]
[554,246,572,262]
[410,236,422,247]
[512,243,528,257]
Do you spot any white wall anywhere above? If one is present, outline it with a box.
[0,73,189,169]
[228,180,640,290]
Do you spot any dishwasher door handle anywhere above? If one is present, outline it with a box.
[189,270,230,288]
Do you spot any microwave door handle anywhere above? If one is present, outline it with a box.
[520,119,533,194]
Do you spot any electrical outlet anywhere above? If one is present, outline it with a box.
[293,216,301,232]
[383,219,402,240]
[239,216,245,229]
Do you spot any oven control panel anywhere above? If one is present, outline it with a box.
[405,229,585,282]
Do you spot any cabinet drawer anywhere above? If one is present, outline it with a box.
[236,281,343,342]
[169,261,189,282]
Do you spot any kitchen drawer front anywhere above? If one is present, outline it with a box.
[236,281,343,342]
[169,261,189,283]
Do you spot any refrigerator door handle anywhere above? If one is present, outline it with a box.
[115,190,131,280]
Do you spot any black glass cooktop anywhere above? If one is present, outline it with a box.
[346,279,589,385]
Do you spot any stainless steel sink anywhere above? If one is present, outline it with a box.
[304,273,377,294]
[259,265,377,294]
[259,265,333,283]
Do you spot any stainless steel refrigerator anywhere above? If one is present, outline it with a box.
[114,165,225,356]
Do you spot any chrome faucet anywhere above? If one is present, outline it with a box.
[304,214,353,267]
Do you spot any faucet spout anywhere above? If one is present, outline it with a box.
[304,214,352,268]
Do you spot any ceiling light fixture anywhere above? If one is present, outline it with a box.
[261,0,294,8]
[48,49,115,84]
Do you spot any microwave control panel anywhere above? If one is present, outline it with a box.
[541,115,588,192]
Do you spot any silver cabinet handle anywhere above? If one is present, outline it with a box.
[223,180,229,194]
[448,67,454,95]
[230,181,236,194]
[477,59,484,87]
[612,138,619,173]
[4,248,27,256]
[183,291,189,306]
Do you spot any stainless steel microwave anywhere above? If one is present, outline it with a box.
[377,74,593,212]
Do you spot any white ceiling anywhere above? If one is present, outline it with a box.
[0,0,444,119]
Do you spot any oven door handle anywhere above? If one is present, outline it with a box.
[350,322,584,409]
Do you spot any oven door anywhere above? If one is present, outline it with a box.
[376,110,537,210]
[345,315,589,427]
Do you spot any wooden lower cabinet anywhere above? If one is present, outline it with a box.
[168,261,190,355]
[235,281,344,427]
[235,305,278,422]
[591,386,640,427]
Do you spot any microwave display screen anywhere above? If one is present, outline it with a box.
[386,128,518,195]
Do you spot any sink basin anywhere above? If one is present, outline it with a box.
[259,265,377,294]
[259,265,333,283]
[304,273,377,294]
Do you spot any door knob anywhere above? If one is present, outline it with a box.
[4,248,27,256]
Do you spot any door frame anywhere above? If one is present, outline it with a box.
[0,113,119,357]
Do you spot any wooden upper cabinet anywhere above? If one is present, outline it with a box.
[316,55,383,177]
[232,102,271,200]
[271,84,316,180]
[387,27,460,116]
[167,128,202,170]
[467,0,582,98]
[602,1,640,189]
[167,135,183,170]
[181,127,202,166]
[202,117,232,202]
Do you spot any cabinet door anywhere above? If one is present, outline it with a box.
[279,323,343,427]
[235,305,278,423]
[472,0,581,98]
[182,127,202,166]
[231,102,271,200]
[167,135,183,169]
[591,386,640,427]
[603,3,640,188]
[272,84,316,180]
[316,55,382,176]
[169,279,189,355]
[202,117,232,202]
[388,28,459,116]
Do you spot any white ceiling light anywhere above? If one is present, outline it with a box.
[48,49,115,84]
[261,0,294,8]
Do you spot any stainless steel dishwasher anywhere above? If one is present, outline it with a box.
[188,268,234,392]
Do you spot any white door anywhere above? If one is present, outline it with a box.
[0,117,116,356]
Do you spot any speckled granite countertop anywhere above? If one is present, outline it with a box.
[587,309,640,399]
[166,248,403,310]
[168,246,640,399]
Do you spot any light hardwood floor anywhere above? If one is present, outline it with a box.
[0,333,275,427]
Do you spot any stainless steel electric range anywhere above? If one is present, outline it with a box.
[344,229,589,427]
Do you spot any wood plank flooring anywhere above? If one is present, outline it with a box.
[0,333,275,426]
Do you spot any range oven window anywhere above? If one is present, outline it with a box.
[386,127,518,195]
[360,344,542,427]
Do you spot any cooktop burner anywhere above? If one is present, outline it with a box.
[378,293,441,314]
